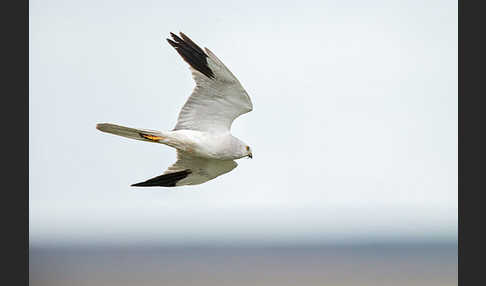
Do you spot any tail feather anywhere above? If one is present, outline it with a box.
[96,123,165,143]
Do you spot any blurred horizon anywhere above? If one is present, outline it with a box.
[30,242,457,286]
[30,200,456,248]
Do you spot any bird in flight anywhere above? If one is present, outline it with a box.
[96,32,253,187]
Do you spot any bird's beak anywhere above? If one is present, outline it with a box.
[248,152,253,159]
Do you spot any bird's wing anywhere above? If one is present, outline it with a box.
[131,151,238,187]
[167,32,253,133]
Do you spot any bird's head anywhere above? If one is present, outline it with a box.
[233,138,253,159]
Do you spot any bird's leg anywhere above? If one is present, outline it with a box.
[139,133,165,142]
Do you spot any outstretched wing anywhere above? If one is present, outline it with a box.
[131,151,238,187]
[167,32,253,133]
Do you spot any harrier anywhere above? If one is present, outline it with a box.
[96,32,253,187]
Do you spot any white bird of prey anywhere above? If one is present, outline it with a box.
[96,32,253,187]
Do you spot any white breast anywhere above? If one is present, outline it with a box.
[166,130,241,160]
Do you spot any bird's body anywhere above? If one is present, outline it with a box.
[96,32,253,187]
[165,130,249,161]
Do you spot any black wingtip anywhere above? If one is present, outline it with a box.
[167,32,215,79]
[167,38,176,47]
[131,169,192,187]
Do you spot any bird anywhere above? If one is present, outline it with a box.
[96,32,253,187]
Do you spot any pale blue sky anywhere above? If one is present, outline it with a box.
[30,0,457,246]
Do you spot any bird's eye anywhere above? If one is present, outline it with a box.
[246,146,250,151]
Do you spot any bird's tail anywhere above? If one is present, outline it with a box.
[96,123,167,143]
